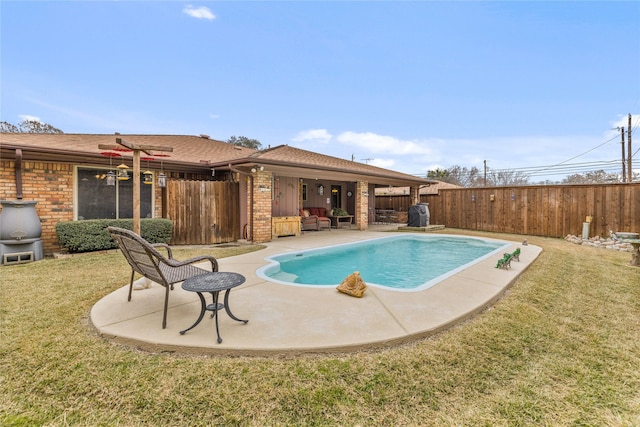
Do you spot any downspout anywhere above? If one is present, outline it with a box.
[228,164,253,241]
[15,149,23,199]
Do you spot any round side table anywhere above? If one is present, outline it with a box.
[180,272,248,343]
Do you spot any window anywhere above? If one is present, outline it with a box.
[76,167,153,220]
[302,183,307,201]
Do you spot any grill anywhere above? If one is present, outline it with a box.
[0,200,44,265]
[407,203,430,227]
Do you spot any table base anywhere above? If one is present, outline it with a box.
[180,289,248,343]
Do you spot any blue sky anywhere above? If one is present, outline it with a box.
[2,1,639,182]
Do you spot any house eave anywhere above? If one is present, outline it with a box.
[0,143,214,174]
[214,158,434,187]
[1,139,435,186]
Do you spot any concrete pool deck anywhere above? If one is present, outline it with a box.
[90,226,542,356]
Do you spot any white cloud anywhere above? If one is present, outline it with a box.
[291,128,332,143]
[209,114,220,120]
[19,114,40,122]
[336,131,433,156]
[287,126,637,180]
[369,158,395,169]
[183,5,215,20]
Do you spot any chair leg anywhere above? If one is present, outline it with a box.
[162,285,170,329]
[128,270,135,302]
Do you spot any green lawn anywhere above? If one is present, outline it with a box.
[2,231,639,426]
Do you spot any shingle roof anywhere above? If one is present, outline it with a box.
[220,145,432,185]
[0,133,255,169]
[0,133,433,185]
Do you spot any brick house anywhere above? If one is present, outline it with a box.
[0,133,433,254]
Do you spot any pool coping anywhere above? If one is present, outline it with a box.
[90,229,542,357]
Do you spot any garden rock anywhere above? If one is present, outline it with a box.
[564,234,634,252]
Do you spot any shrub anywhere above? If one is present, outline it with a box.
[331,207,349,217]
[55,218,173,253]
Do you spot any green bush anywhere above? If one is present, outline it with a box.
[55,218,173,253]
[331,207,349,216]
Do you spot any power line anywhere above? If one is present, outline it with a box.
[416,120,639,180]
[415,159,630,181]
[523,133,621,178]
[415,158,626,178]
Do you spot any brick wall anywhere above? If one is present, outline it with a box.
[243,176,251,239]
[354,180,369,231]
[251,170,273,243]
[0,159,74,254]
[1,160,167,255]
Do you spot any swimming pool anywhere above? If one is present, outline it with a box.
[257,234,509,291]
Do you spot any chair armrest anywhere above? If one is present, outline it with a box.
[163,255,219,272]
[151,243,173,259]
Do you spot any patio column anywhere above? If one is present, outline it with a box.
[251,169,273,243]
[355,180,368,231]
[410,185,420,206]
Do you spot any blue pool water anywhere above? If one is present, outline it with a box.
[257,234,509,291]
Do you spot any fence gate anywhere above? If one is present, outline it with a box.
[166,180,240,245]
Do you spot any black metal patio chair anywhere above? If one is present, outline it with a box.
[107,226,218,329]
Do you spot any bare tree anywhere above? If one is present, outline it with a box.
[429,164,530,187]
[451,166,481,187]
[486,169,530,187]
[0,119,63,134]
[562,170,619,184]
[0,121,20,133]
[428,165,483,187]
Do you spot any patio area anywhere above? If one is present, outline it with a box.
[90,226,541,356]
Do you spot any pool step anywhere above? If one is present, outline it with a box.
[397,225,446,232]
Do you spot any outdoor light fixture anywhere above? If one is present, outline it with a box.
[317,184,324,195]
[106,171,116,186]
[250,165,264,173]
[116,163,130,181]
[157,158,167,188]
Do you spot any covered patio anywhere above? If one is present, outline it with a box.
[210,145,436,243]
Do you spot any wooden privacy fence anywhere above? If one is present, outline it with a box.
[376,183,640,239]
[167,180,240,245]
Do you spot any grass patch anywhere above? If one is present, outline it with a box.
[2,232,639,426]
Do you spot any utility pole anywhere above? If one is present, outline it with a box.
[620,127,626,182]
[628,113,633,182]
